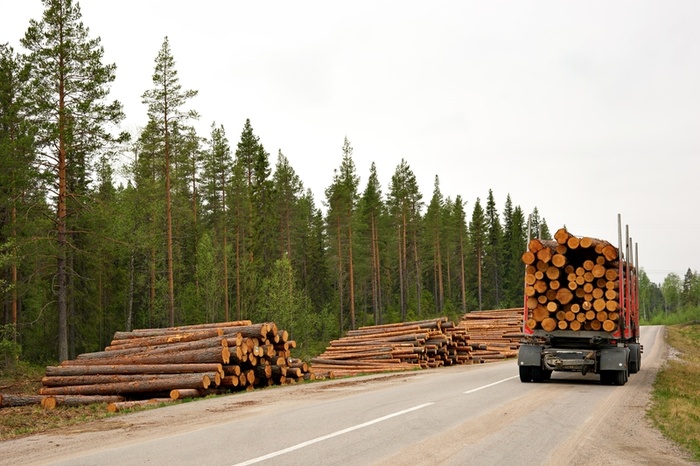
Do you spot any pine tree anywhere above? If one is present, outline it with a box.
[201,123,232,320]
[424,175,445,314]
[141,36,198,327]
[232,119,274,320]
[502,195,526,307]
[484,189,503,309]
[451,195,469,313]
[469,198,487,310]
[22,0,124,360]
[358,162,385,324]
[325,137,359,330]
[387,159,423,320]
[273,151,301,259]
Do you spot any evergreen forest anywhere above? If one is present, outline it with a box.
[1,1,697,365]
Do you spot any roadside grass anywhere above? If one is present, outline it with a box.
[648,323,700,462]
[0,362,163,441]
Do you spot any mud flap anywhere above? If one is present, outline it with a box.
[599,347,629,371]
[518,344,543,367]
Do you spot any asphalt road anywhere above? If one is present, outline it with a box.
[1,325,694,466]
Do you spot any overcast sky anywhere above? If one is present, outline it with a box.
[2,0,699,285]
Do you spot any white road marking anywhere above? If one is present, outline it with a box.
[463,375,519,394]
[231,402,435,466]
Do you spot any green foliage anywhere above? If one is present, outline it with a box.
[642,306,700,326]
[649,324,700,461]
[0,324,21,371]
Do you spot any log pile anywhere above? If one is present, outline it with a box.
[32,320,313,406]
[456,308,524,361]
[522,227,625,333]
[310,317,478,377]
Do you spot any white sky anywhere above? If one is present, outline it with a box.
[2,0,699,285]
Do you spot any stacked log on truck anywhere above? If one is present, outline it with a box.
[28,320,313,409]
[522,227,628,334]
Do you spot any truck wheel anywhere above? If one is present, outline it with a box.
[637,346,642,371]
[531,367,550,382]
[629,344,640,374]
[614,370,626,385]
[600,371,613,385]
[519,366,533,382]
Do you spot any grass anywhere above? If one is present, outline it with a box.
[648,323,700,462]
[0,361,164,441]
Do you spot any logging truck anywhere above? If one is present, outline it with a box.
[517,215,642,385]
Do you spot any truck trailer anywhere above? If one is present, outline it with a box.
[517,215,641,385]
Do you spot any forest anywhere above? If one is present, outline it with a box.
[1,0,697,365]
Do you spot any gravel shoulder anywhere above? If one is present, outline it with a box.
[544,325,697,465]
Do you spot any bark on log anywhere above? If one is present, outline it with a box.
[169,388,203,400]
[45,363,224,378]
[39,373,213,396]
[81,335,227,359]
[42,372,220,388]
[107,398,173,412]
[41,395,126,409]
[60,346,231,366]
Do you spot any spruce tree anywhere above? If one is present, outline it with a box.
[0,44,36,337]
[22,0,124,360]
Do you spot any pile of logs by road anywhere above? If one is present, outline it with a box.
[310,316,511,377]
[522,227,625,333]
[456,308,524,361]
[0,320,313,410]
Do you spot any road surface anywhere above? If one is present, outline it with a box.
[0,325,694,465]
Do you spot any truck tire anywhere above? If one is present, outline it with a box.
[629,343,641,374]
[614,370,627,385]
[519,366,533,382]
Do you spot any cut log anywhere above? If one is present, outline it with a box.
[169,388,203,400]
[45,363,224,378]
[79,335,228,360]
[554,228,570,245]
[555,288,574,305]
[541,318,557,332]
[60,346,231,366]
[107,398,173,412]
[41,395,126,409]
[39,373,213,396]
[42,371,221,388]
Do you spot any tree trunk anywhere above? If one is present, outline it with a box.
[165,116,176,327]
[348,223,355,330]
[57,61,68,362]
